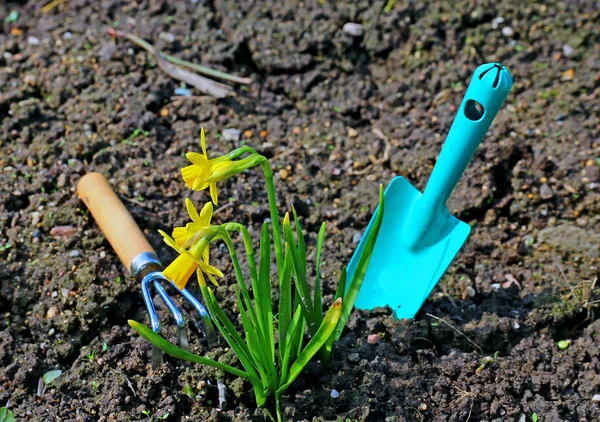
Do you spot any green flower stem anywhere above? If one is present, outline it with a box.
[223,222,258,284]
[259,160,284,278]
[210,145,283,277]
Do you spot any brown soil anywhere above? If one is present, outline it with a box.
[1,0,599,421]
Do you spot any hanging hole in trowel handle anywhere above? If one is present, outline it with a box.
[464,99,485,121]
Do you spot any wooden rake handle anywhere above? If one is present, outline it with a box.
[76,172,157,271]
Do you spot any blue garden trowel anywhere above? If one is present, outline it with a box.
[346,63,513,319]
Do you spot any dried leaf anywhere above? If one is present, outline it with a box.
[154,53,233,99]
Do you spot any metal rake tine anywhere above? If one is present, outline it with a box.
[153,280,190,353]
[140,274,163,369]
[178,286,219,347]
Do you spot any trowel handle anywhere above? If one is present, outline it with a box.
[422,63,513,208]
[76,172,157,271]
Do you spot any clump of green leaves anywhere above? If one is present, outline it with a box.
[0,407,15,422]
[37,369,62,396]
[129,135,384,421]
[476,351,499,373]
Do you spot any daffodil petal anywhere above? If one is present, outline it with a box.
[185,198,201,223]
[200,127,208,157]
[159,230,180,251]
[197,260,223,278]
[210,183,218,205]
[186,152,209,167]
[199,202,213,226]
[196,268,207,288]
[207,272,219,287]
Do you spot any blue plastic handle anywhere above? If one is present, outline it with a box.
[422,63,513,210]
[406,63,513,248]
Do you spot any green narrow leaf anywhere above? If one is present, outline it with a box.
[279,298,343,393]
[236,285,275,393]
[200,289,267,407]
[334,267,347,301]
[246,329,272,392]
[204,288,254,367]
[335,185,385,341]
[257,222,275,362]
[291,207,306,269]
[216,231,261,346]
[128,320,249,379]
[278,244,294,364]
[321,267,347,362]
[314,222,326,322]
[283,214,318,334]
[229,242,260,332]
[235,285,257,337]
[279,305,303,386]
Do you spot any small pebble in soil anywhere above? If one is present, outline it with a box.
[50,226,76,237]
[592,394,600,402]
[27,36,40,46]
[222,128,241,142]
[540,183,553,199]
[23,74,37,86]
[342,22,364,37]
[513,321,520,329]
[352,232,362,244]
[347,127,358,138]
[48,328,55,336]
[491,16,504,29]
[367,334,380,344]
[61,288,69,298]
[159,32,176,43]
[465,286,476,298]
[57,173,67,188]
[47,306,60,319]
[562,44,575,57]
[63,31,72,39]
[278,169,288,180]
[330,389,339,398]
[502,26,514,37]
[31,212,41,226]
[100,251,106,258]
[347,353,360,363]
[69,250,81,258]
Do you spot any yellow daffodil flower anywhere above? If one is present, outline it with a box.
[172,199,213,248]
[159,230,222,290]
[181,128,238,205]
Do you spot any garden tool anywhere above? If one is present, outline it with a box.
[346,63,513,319]
[77,172,217,368]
